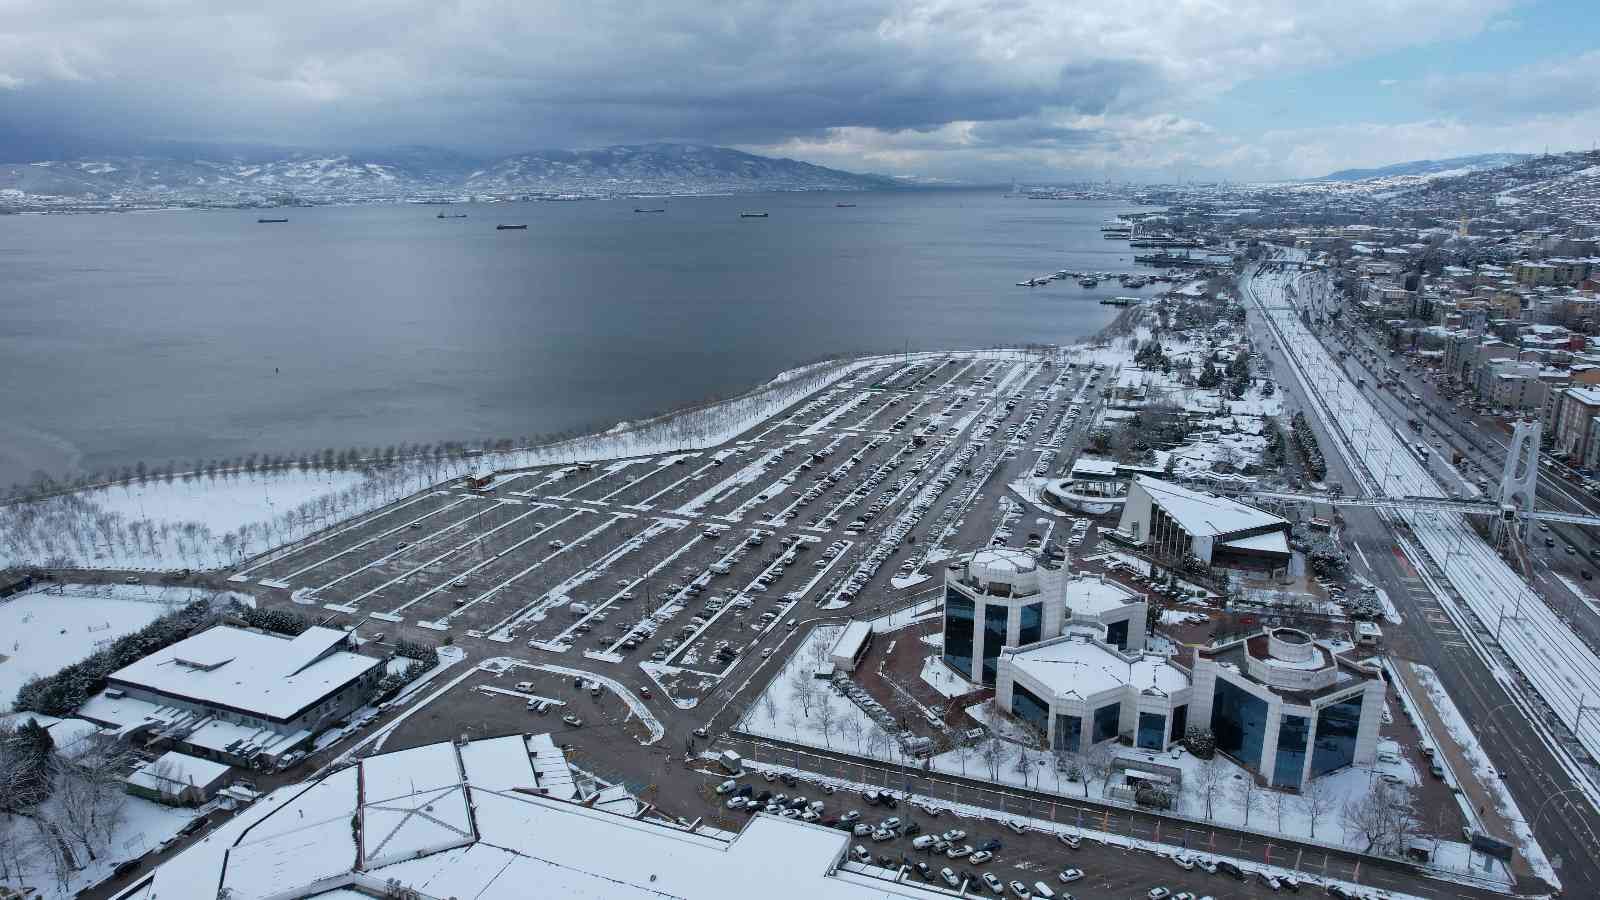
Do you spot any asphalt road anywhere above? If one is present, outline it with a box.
[1246,262,1600,896]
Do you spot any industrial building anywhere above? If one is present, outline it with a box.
[80,625,383,767]
[1117,476,1291,569]
[115,733,958,900]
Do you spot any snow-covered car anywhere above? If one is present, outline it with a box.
[947,844,973,859]
[1008,882,1032,898]
[969,850,994,864]
[1147,888,1171,900]
[940,868,961,888]
[941,829,966,842]
[561,715,583,727]
[981,873,1004,894]
[1058,868,1084,883]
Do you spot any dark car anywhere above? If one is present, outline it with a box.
[914,861,933,880]
[111,860,142,879]
[735,784,754,798]
[780,773,799,787]
[1218,860,1246,880]
[977,838,1002,853]
[880,794,898,809]
[1324,886,1351,899]
[903,822,922,837]
[755,791,772,802]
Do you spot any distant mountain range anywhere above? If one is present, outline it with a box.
[0,143,899,206]
[1311,153,1532,183]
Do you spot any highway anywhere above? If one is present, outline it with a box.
[1244,258,1600,896]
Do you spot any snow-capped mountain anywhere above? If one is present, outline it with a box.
[0,143,895,207]
[1311,153,1531,183]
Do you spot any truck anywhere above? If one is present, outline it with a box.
[718,750,742,774]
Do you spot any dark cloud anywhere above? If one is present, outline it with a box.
[0,0,1531,177]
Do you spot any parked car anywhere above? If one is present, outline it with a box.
[1058,868,1084,883]
[980,873,1004,895]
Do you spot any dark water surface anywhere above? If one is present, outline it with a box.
[0,191,1152,488]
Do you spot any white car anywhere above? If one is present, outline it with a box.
[981,873,1005,894]
[1196,858,1217,874]
[970,850,994,864]
[947,844,973,859]
[1031,883,1056,899]
[714,780,737,795]
[941,829,966,842]
[1008,882,1032,898]
[1148,889,1171,900]
[1172,854,1194,870]
[940,868,962,888]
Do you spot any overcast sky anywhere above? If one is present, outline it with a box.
[1,0,1594,181]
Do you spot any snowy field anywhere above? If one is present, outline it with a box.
[737,625,900,754]
[0,584,240,709]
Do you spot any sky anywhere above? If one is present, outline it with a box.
[0,0,1596,182]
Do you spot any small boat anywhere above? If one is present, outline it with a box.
[835,203,856,208]
[436,212,467,219]
[1078,277,1098,287]
[740,212,769,218]
[496,224,527,230]
[634,208,666,213]
[1101,296,1137,306]
[257,218,288,223]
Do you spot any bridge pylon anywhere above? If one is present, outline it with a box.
[1496,417,1541,546]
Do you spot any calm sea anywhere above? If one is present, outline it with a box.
[0,191,1154,489]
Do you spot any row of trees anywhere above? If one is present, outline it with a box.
[1290,411,1329,481]
[13,596,229,716]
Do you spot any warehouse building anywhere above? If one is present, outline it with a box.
[1117,476,1291,569]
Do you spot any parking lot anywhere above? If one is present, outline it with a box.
[698,772,1321,900]
[242,352,1115,711]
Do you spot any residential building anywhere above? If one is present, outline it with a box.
[125,750,232,806]
[1554,387,1600,460]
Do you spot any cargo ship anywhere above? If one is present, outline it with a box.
[257,218,288,223]
[496,224,527,230]
[740,212,769,218]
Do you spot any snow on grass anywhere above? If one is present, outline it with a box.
[919,655,970,699]
[738,625,899,754]
[0,775,201,900]
[1,584,242,709]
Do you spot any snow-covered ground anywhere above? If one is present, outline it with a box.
[919,655,969,698]
[0,775,201,900]
[1,584,241,709]
[737,625,900,754]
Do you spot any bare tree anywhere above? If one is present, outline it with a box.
[1081,742,1116,798]
[1234,776,1261,828]
[1194,756,1227,820]
[759,692,779,725]
[1341,779,1419,856]
[1011,746,1033,789]
[864,726,888,761]
[979,734,1005,781]
[815,697,839,748]
[839,715,864,753]
[1299,777,1337,840]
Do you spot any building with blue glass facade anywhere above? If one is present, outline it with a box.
[941,549,1148,688]
[1190,628,1385,789]
[996,632,1191,755]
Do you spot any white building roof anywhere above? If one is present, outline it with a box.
[132,735,954,900]
[831,620,873,659]
[1064,575,1141,615]
[1218,531,1291,554]
[107,625,380,722]
[126,750,232,795]
[1009,636,1188,699]
[1134,476,1286,538]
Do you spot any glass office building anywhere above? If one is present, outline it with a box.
[1211,679,1269,770]
[1053,714,1082,752]
[1019,602,1043,647]
[1273,713,1311,788]
[1136,712,1167,751]
[1311,692,1365,777]
[1092,701,1122,743]
[943,587,975,680]
[980,604,1010,684]
[1012,683,1051,736]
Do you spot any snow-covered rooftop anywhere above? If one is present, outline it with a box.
[107,625,381,723]
[132,734,954,900]
[1218,531,1291,554]
[1063,574,1141,615]
[1133,476,1286,538]
[1008,636,1188,699]
[127,750,232,795]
